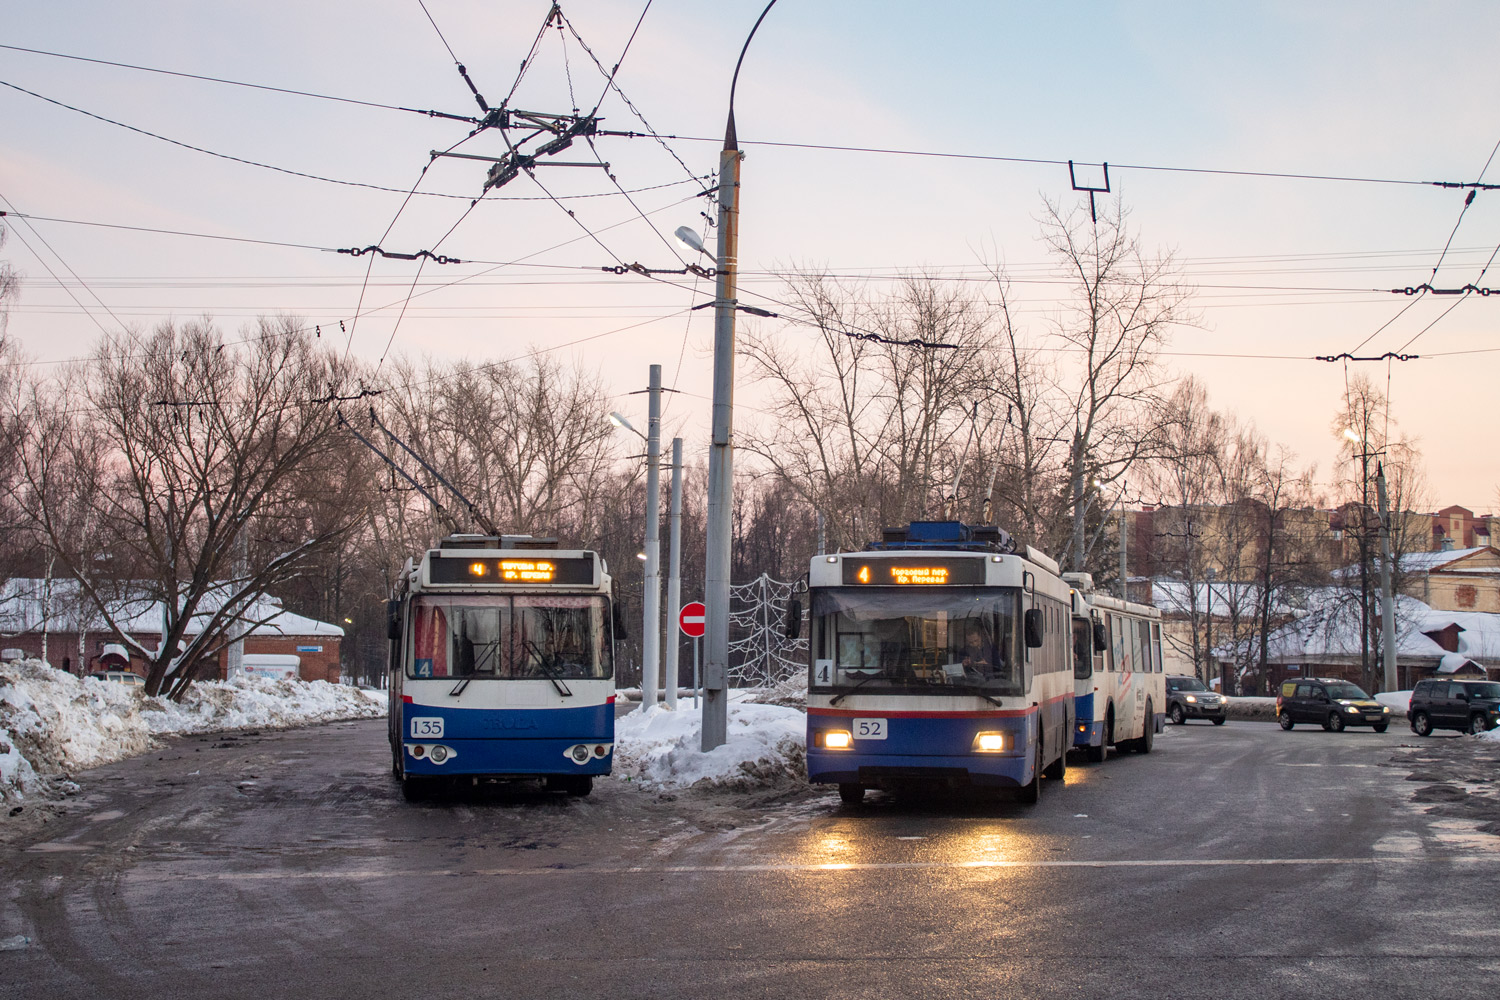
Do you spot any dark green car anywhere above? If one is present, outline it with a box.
[1408,678,1500,736]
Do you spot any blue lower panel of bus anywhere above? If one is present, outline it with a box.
[806,712,1035,789]
[1073,693,1102,747]
[401,701,612,778]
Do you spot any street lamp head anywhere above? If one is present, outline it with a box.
[1343,428,1362,444]
[635,551,648,562]
[673,226,709,257]
[609,411,645,440]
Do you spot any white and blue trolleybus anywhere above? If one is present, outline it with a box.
[1066,573,1165,761]
[803,521,1074,804]
[387,534,617,800]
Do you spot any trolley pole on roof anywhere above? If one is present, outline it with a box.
[642,365,663,713]
[665,437,683,710]
[1376,463,1399,692]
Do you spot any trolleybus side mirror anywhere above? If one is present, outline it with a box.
[784,598,802,640]
[1024,608,1044,648]
[386,600,402,641]
[1093,621,1108,652]
[612,601,629,641]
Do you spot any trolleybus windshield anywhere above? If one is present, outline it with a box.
[809,587,1022,696]
[408,594,612,680]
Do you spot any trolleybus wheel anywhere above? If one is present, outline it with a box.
[1086,712,1111,763]
[565,775,593,797]
[1017,740,1043,805]
[838,783,865,805]
[1043,739,1067,780]
[1135,702,1155,754]
[401,776,433,802]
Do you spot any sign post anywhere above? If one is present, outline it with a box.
[679,602,706,709]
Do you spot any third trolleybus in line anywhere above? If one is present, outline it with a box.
[1066,573,1165,762]
[802,521,1074,804]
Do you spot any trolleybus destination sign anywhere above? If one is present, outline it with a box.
[428,554,596,586]
[841,557,986,586]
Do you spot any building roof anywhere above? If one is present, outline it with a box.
[1258,587,1500,665]
[0,578,343,639]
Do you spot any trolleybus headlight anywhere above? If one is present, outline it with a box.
[819,730,853,750]
[571,745,590,762]
[430,745,449,763]
[973,732,1007,752]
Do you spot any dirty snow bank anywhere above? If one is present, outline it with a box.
[613,701,806,792]
[1,659,384,808]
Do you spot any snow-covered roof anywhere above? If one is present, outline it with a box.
[1400,547,1492,573]
[1148,578,1293,618]
[1259,587,1500,665]
[0,579,342,639]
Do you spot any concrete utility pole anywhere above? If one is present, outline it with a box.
[641,365,662,713]
[704,2,776,751]
[1376,463,1399,692]
[665,437,683,710]
[1118,506,1128,600]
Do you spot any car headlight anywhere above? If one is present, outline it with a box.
[1345,705,1360,714]
[973,731,1008,752]
[1185,695,1197,703]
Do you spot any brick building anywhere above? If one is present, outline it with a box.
[0,579,343,682]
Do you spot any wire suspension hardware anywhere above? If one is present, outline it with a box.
[338,245,463,264]
[1390,283,1497,296]
[1068,160,1111,223]
[1315,351,1420,363]
[605,261,715,278]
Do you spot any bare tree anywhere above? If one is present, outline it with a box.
[1039,198,1193,572]
[15,317,366,698]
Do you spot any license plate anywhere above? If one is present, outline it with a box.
[853,718,887,740]
[410,717,444,738]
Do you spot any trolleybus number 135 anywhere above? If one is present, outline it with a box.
[410,717,444,738]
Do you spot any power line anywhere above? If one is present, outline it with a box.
[612,132,1500,191]
[1,78,706,202]
[0,42,472,119]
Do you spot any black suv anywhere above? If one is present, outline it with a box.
[1277,678,1391,732]
[1408,678,1500,736]
[1165,675,1227,725]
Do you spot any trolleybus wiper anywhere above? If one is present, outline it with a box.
[522,639,573,697]
[829,672,885,706]
[449,677,471,696]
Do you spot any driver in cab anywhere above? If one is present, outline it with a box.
[959,623,1004,679]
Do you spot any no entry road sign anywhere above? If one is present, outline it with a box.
[678,602,706,638]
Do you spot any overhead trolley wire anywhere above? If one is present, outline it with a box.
[0,42,467,118]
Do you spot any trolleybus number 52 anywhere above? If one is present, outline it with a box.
[853,718,887,740]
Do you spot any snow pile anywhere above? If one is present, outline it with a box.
[138,675,384,735]
[740,674,807,709]
[1477,726,1500,744]
[614,701,806,792]
[0,660,151,806]
[1,659,384,808]
[1376,691,1412,713]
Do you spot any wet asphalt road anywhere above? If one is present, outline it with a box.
[2,718,1498,999]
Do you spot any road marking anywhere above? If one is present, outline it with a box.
[121,854,1499,883]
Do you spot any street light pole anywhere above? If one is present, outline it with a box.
[704,0,777,752]
[1376,463,1399,692]
[642,365,662,713]
[665,437,683,710]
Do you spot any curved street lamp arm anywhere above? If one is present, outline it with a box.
[725,0,779,150]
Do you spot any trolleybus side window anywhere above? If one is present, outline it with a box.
[1151,622,1163,672]
[1072,617,1092,679]
[1111,615,1127,673]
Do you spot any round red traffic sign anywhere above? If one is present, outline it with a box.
[678,601,706,638]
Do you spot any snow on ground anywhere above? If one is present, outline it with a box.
[614,700,806,792]
[0,659,384,808]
